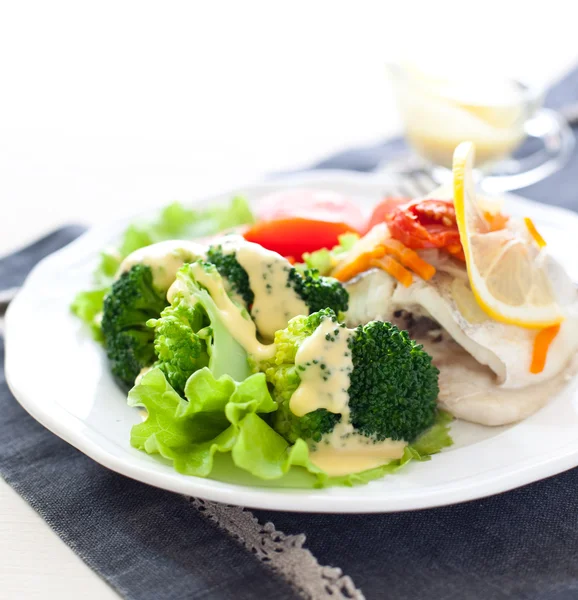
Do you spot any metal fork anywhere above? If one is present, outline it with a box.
[385,170,439,199]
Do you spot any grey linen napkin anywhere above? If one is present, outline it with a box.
[2,66,578,600]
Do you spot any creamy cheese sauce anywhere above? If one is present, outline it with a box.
[310,431,407,476]
[167,262,276,361]
[219,237,309,340]
[397,70,526,168]
[289,318,353,417]
[310,417,407,476]
[118,240,206,290]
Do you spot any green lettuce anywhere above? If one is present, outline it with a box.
[72,197,254,338]
[300,232,360,275]
[70,287,108,341]
[128,366,453,487]
[129,367,320,479]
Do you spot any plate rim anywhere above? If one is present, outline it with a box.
[6,168,578,513]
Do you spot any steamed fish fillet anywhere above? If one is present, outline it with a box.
[422,335,577,426]
[346,268,578,425]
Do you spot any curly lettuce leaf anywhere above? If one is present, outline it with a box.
[72,197,254,338]
[70,287,108,340]
[129,367,321,480]
[129,366,453,487]
[410,409,454,456]
[101,197,254,284]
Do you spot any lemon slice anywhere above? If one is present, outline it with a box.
[453,141,563,328]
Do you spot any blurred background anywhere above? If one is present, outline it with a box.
[1,0,577,254]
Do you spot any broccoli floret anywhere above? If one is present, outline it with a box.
[253,309,439,445]
[148,300,210,395]
[254,309,340,442]
[347,321,439,441]
[206,245,254,306]
[276,405,340,444]
[101,264,168,387]
[207,244,348,317]
[287,268,349,314]
[148,260,252,393]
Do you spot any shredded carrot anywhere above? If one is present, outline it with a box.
[446,244,466,261]
[379,239,436,281]
[484,211,509,232]
[524,217,547,248]
[332,246,386,282]
[370,255,413,287]
[285,255,297,265]
[370,246,387,258]
[333,240,435,285]
[530,324,561,374]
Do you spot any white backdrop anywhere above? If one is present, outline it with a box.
[2,1,577,255]
[1,1,577,598]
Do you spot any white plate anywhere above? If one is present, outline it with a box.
[5,170,578,513]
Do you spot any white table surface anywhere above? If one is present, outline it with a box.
[1,2,577,598]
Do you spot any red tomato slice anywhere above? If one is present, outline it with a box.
[385,199,462,250]
[367,197,411,231]
[245,189,364,259]
[256,189,366,233]
[244,218,356,260]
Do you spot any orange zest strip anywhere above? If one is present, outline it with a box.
[379,239,436,281]
[524,217,547,248]
[530,324,560,374]
[332,246,386,282]
[369,255,413,287]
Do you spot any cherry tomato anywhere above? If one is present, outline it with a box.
[367,197,411,232]
[386,199,462,250]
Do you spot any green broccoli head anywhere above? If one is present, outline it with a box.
[206,245,254,306]
[347,321,439,441]
[206,243,348,319]
[287,268,349,315]
[101,264,168,387]
[147,260,251,394]
[253,309,439,445]
[276,405,340,444]
[148,300,210,396]
[254,309,341,443]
